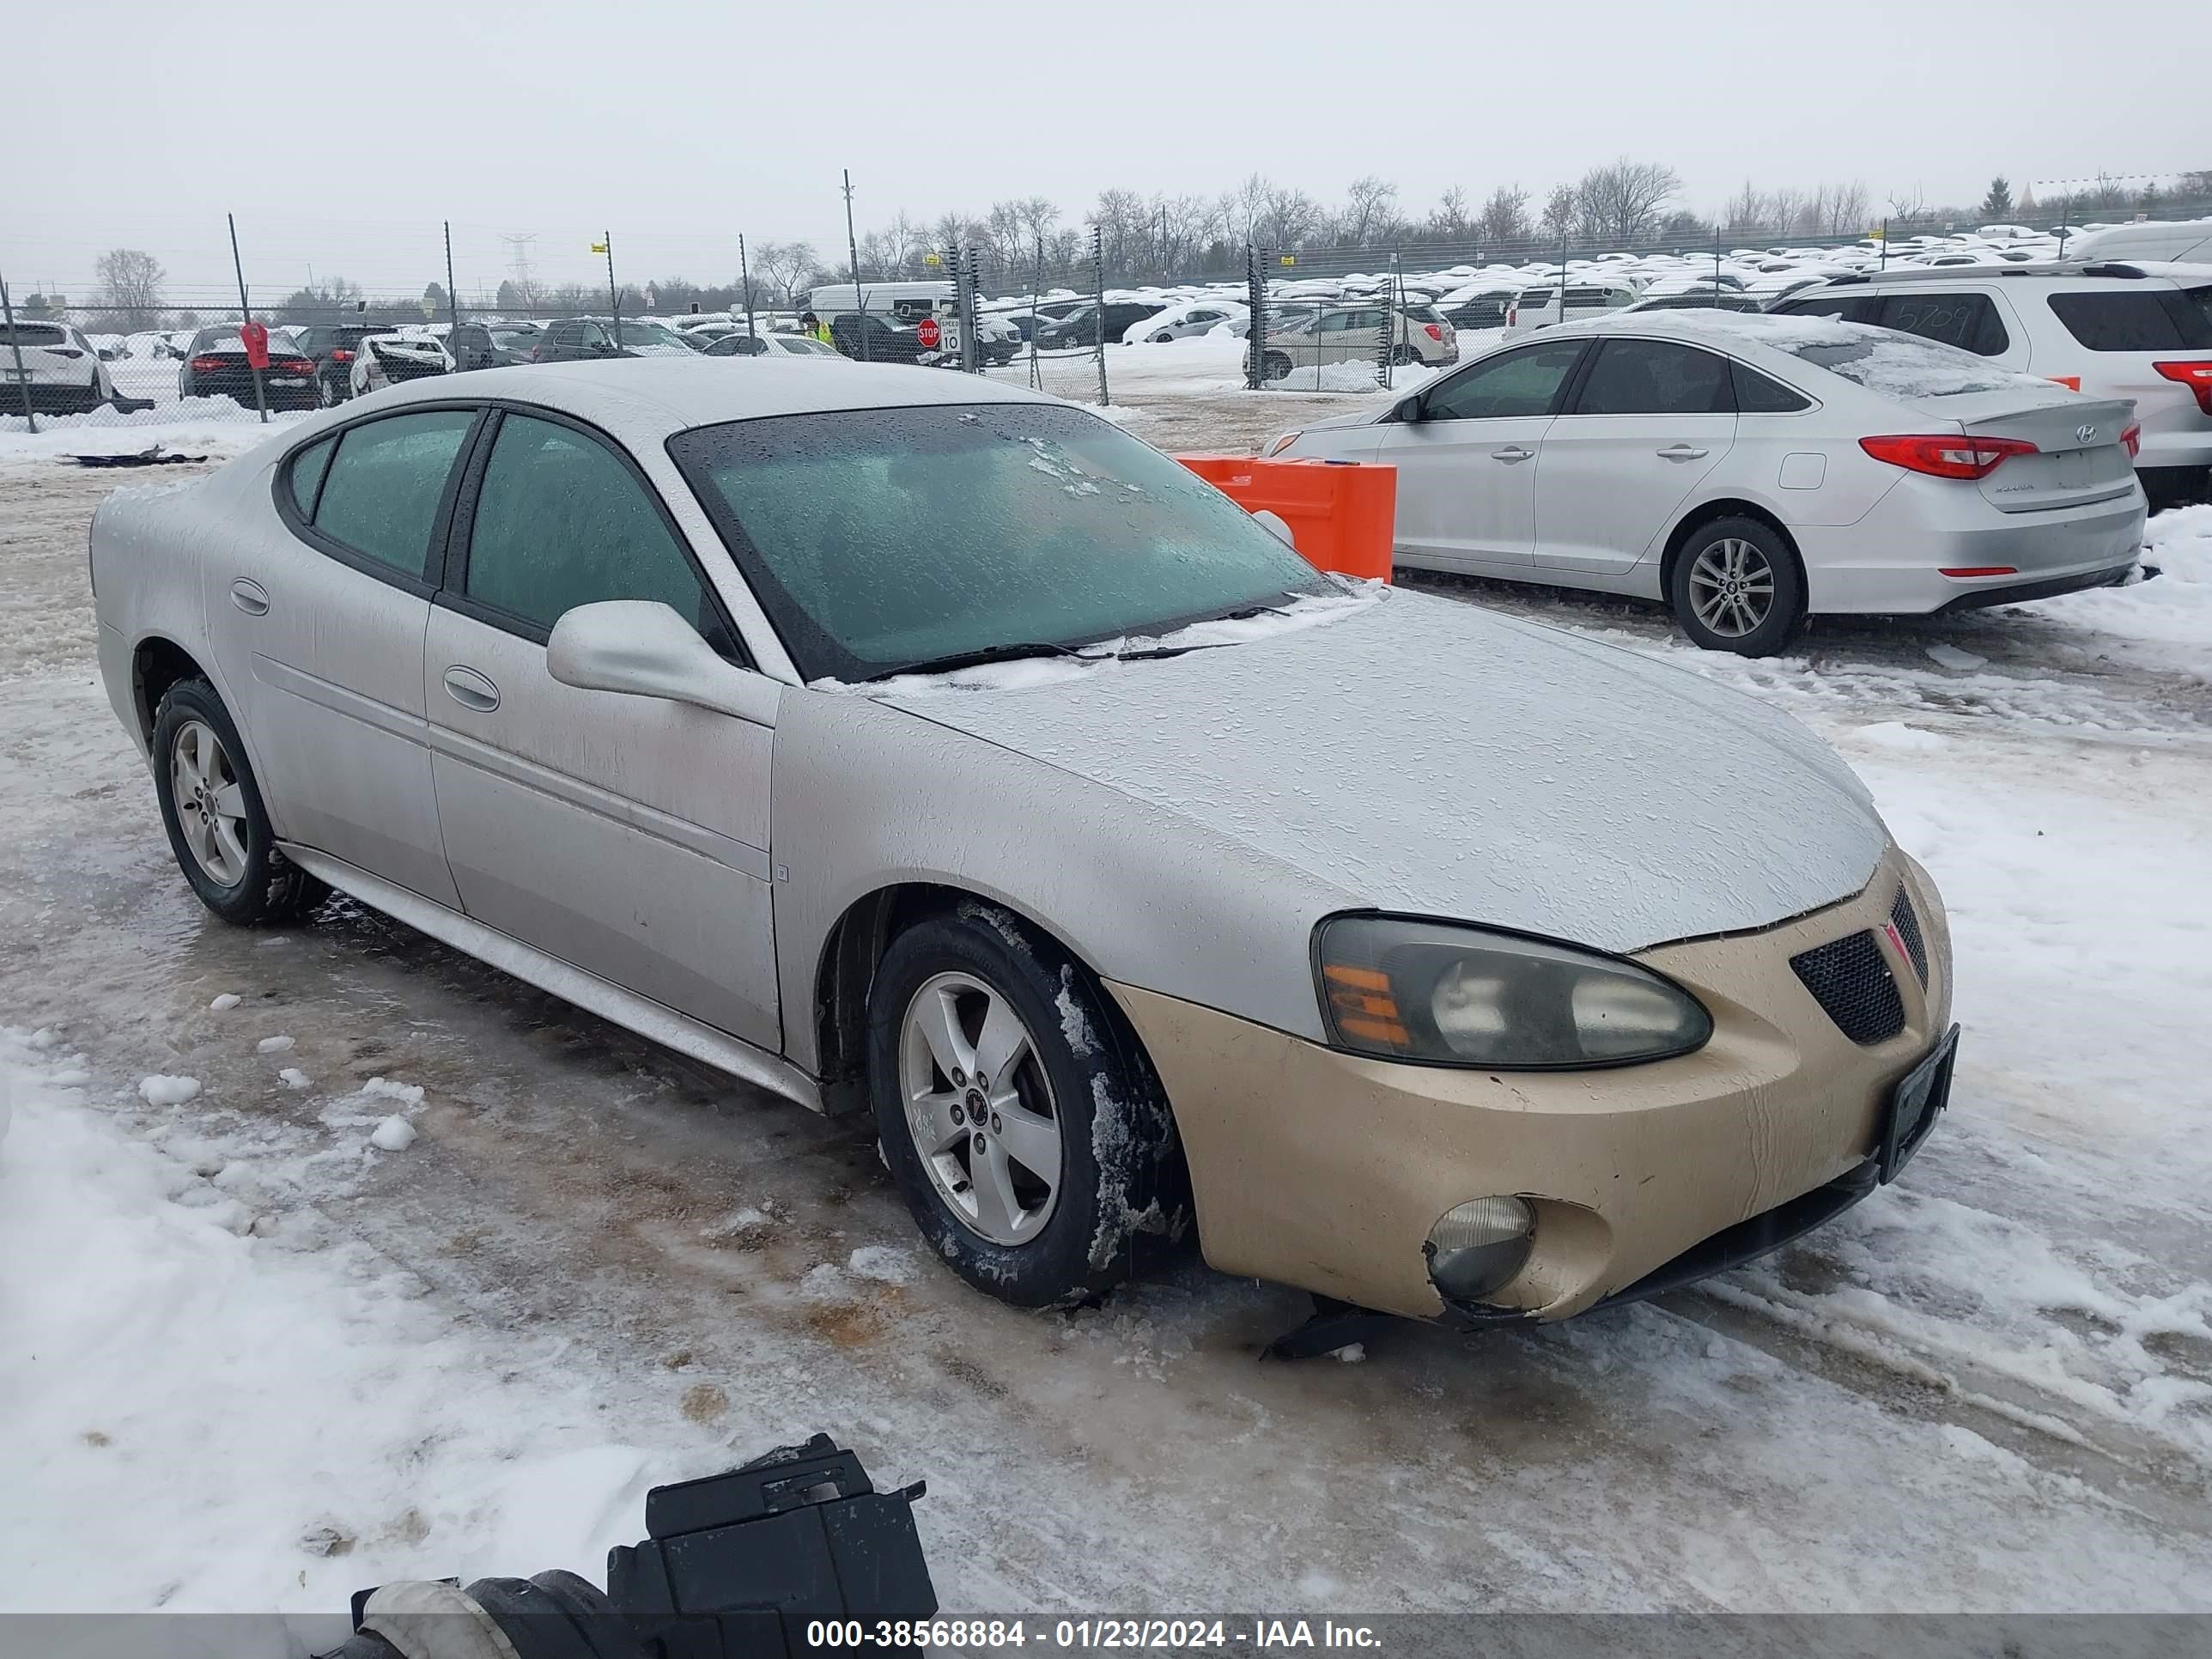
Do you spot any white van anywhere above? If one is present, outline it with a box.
[2064,219,2212,266]
[1503,280,1640,336]
[806,280,965,361]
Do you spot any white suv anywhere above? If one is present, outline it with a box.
[1770,262,2212,507]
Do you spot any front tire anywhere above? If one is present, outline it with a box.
[1261,350,1292,382]
[1668,515,1807,657]
[867,905,1188,1309]
[151,678,327,926]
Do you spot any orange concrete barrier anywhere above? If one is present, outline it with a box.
[1177,454,1396,582]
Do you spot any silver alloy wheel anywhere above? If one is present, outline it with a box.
[170,719,250,887]
[898,970,1063,1246]
[1687,537,1777,639]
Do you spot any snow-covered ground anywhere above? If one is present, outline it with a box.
[1,423,2209,1616]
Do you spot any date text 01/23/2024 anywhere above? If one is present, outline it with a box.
[804,1620,1383,1650]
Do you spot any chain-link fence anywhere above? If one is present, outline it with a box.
[11,204,2197,435]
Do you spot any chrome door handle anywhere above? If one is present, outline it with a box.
[228,579,270,616]
[1490,445,1534,463]
[442,665,500,713]
[1657,445,1710,460]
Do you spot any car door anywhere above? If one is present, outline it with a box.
[208,406,479,906]
[422,407,781,1049]
[1533,337,1737,580]
[1370,336,1588,573]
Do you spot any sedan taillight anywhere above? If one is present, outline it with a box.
[48,345,83,359]
[2153,359,2212,416]
[187,354,227,373]
[1859,433,2038,480]
[2121,422,2141,459]
[331,349,355,362]
[1424,324,1443,341]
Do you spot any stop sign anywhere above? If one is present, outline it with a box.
[915,317,941,350]
[240,319,270,370]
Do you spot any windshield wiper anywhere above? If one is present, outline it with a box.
[866,641,1101,682]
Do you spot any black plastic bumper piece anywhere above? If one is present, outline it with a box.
[1933,561,2136,613]
[1594,1158,1881,1312]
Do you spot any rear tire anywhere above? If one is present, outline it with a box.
[1261,350,1292,382]
[1667,515,1807,657]
[867,904,1188,1310]
[151,678,327,927]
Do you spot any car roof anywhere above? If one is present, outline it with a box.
[357,356,1058,437]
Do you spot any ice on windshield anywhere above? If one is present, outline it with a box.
[667,402,1332,683]
[1670,311,2052,399]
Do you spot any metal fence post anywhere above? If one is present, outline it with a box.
[954,244,980,374]
[0,270,37,432]
[1027,234,1045,392]
[738,234,757,341]
[1245,243,1268,391]
[1089,224,1108,407]
[227,213,269,423]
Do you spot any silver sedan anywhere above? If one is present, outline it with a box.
[93,359,1955,1327]
[1267,311,2147,655]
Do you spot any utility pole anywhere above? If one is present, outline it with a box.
[600,232,619,331]
[444,221,459,350]
[842,169,868,361]
[228,213,269,424]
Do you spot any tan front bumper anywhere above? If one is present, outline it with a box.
[1107,851,1952,1322]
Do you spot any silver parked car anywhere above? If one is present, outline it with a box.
[94,359,1955,1328]
[1267,312,2148,654]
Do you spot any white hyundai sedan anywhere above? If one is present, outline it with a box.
[1267,312,2148,654]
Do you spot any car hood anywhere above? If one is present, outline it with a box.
[881,589,1887,955]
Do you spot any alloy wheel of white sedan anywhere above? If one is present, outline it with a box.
[1687,537,1777,639]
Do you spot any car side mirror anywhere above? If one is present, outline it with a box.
[547,601,778,727]
[1394,394,1425,423]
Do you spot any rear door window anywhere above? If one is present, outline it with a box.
[1875,291,2010,356]
[1568,338,1733,415]
[2046,289,2212,352]
[1423,338,1588,420]
[1731,362,1814,413]
[309,410,477,577]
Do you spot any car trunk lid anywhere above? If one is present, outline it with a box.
[1922,389,2140,512]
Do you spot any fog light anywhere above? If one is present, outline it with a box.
[1425,1197,1535,1303]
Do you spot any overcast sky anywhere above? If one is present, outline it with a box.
[14,0,2209,304]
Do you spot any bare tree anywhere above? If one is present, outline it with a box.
[94,248,166,331]
[1539,182,1579,242]
[1259,182,1321,252]
[1426,184,1472,240]
[1331,175,1401,247]
[1477,184,1532,246]
[1575,158,1680,244]
[753,241,818,305]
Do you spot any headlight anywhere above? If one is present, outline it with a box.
[1263,431,1301,457]
[1315,915,1711,1069]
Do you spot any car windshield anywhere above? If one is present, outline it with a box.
[667,402,1330,682]
[617,322,688,347]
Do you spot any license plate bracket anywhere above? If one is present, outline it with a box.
[1880,1024,1959,1182]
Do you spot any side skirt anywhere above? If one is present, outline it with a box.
[279,842,823,1113]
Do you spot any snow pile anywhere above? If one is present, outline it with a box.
[0,405,306,467]
[0,1028,685,1612]
[368,1115,416,1152]
[137,1074,201,1106]
[209,994,241,1013]
[2020,504,2212,652]
[1275,361,1391,394]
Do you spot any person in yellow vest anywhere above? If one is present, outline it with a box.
[801,310,834,349]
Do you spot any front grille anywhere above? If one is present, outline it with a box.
[1890,888,1929,986]
[1790,930,1905,1045]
